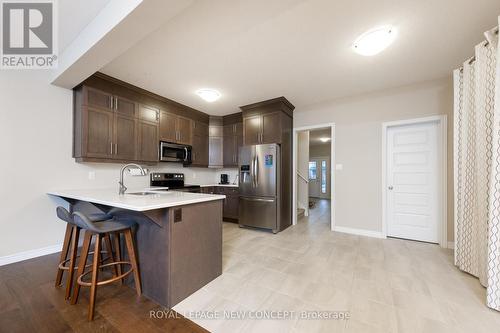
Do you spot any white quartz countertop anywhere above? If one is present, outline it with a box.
[47,188,226,212]
[199,184,239,188]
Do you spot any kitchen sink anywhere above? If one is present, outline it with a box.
[127,191,159,196]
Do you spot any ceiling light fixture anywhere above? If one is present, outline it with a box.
[353,26,397,56]
[319,138,330,143]
[196,88,221,102]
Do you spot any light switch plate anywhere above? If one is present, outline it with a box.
[336,164,343,171]
[88,171,95,180]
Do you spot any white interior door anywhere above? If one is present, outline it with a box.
[386,121,440,243]
[309,158,330,199]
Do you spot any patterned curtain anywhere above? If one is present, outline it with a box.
[454,23,499,311]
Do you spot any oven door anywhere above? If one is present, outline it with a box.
[160,142,192,164]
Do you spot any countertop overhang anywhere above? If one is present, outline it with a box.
[47,188,226,212]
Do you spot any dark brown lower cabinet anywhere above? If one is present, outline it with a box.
[211,187,239,222]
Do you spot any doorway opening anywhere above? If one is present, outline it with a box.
[382,116,447,247]
[293,123,335,230]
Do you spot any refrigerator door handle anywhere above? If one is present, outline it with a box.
[240,197,275,203]
[255,155,259,186]
[252,156,256,187]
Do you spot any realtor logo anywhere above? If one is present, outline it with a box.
[1,0,57,69]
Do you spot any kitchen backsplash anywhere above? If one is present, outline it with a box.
[82,163,239,189]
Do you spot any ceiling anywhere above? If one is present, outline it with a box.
[309,128,331,146]
[59,0,111,52]
[101,0,500,115]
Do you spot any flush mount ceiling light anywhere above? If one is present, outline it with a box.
[353,26,397,56]
[196,88,221,102]
[320,137,330,143]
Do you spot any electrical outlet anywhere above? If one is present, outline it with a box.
[88,171,95,180]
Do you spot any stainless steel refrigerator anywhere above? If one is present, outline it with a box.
[239,143,281,233]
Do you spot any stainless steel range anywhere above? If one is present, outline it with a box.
[150,173,201,193]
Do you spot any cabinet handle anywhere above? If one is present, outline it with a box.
[156,112,159,121]
[114,97,118,110]
[109,97,113,109]
[110,142,113,154]
[115,143,118,155]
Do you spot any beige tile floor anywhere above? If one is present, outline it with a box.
[173,199,500,333]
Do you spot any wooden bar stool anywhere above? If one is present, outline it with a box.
[70,211,141,321]
[54,207,113,300]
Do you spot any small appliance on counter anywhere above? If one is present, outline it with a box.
[150,173,201,193]
[220,174,229,185]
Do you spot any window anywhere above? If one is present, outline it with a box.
[321,160,327,193]
[309,161,317,180]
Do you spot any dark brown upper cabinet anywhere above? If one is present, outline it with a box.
[240,97,294,146]
[86,87,113,110]
[243,115,261,145]
[114,114,137,160]
[242,111,282,145]
[159,111,192,145]
[191,121,209,167]
[84,107,114,158]
[137,120,159,162]
[222,122,243,167]
[73,73,209,165]
[139,104,160,123]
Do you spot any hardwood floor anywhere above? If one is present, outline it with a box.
[0,253,208,333]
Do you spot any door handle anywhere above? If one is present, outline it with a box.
[255,155,259,186]
[388,186,394,190]
[184,147,188,162]
[240,197,275,203]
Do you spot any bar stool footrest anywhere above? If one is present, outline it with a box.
[77,261,133,287]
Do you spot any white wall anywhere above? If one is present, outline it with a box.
[294,78,454,239]
[0,71,229,259]
[297,131,310,211]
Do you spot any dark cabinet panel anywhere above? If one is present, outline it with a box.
[243,115,261,145]
[234,122,243,137]
[223,135,236,167]
[137,120,159,162]
[139,105,159,123]
[114,115,137,160]
[223,124,233,137]
[224,195,239,220]
[86,87,113,110]
[85,108,113,158]
[209,136,223,167]
[261,112,281,144]
[192,134,209,167]
[177,116,192,145]
[115,96,136,117]
[193,121,208,137]
[159,111,177,143]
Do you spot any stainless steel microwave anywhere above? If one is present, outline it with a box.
[159,142,192,165]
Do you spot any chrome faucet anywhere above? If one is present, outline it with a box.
[119,163,148,195]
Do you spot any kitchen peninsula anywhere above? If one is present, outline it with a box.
[48,188,225,308]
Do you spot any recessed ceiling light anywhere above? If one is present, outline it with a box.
[196,88,221,102]
[320,138,330,143]
[353,26,397,56]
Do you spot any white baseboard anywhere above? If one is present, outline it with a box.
[0,244,62,266]
[333,226,386,239]
[447,241,455,249]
